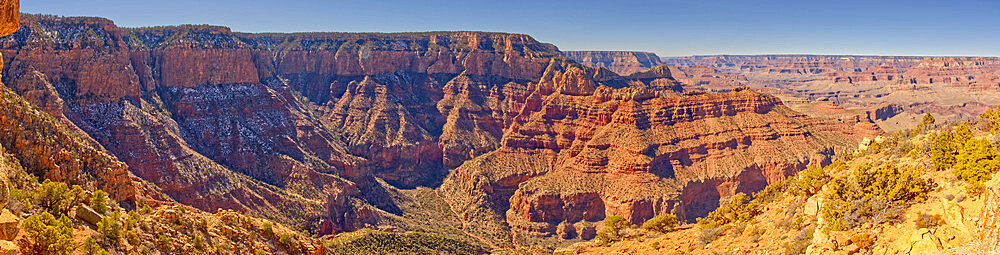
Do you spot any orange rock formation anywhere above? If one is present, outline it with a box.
[0,15,874,244]
[0,0,15,37]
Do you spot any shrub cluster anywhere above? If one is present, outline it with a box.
[979,105,1000,133]
[953,138,1000,187]
[97,211,123,245]
[917,113,936,131]
[788,165,831,196]
[33,180,85,216]
[784,227,815,255]
[10,177,134,255]
[931,124,976,170]
[596,216,630,245]
[641,213,680,233]
[90,190,110,214]
[697,225,729,246]
[82,237,111,255]
[930,129,959,170]
[914,213,944,229]
[19,212,76,255]
[822,163,934,231]
[926,122,1000,194]
[697,193,760,230]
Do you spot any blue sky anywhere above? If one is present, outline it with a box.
[21,0,1000,57]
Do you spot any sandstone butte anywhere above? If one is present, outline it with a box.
[563,51,663,76]
[563,52,753,92]
[1,14,881,249]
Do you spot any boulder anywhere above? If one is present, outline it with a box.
[0,209,18,241]
[803,196,823,216]
[76,205,104,226]
[0,240,16,255]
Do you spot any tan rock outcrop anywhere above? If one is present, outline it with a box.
[978,183,1000,252]
[75,205,103,226]
[0,209,17,241]
[0,0,15,37]
[0,240,15,255]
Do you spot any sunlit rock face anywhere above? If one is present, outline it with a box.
[563,51,663,76]
[440,86,871,242]
[0,0,16,37]
[0,14,872,242]
[662,55,1000,125]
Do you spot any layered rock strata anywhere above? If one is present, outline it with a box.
[1,15,872,244]
[0,15,567,233]
[440,85,870,243]
[664,55,1000,125]
[0,0,14,36]
[563,51,663,76]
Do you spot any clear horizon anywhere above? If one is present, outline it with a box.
[21,0,1000,57]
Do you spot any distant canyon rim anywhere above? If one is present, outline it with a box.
[567,51,1000,132]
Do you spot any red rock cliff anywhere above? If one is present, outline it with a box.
[0,15,874,243]
[440,76,869,245]
[0,15,569,232]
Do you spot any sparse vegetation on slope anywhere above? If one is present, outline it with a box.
[20,211,75,255]
[788,164,835,196]
[596,216,631,245]
[0,86,134,200]
[822,163,934,231]
[697,193,760,230]
[641,213,680,233]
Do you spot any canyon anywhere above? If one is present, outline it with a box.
[567,53,1000,133]
[563,53,1000,254]
[663,55,1000,130]
[571,113,1000,254]
[3,0,1000,253]
[0,14,875,250]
